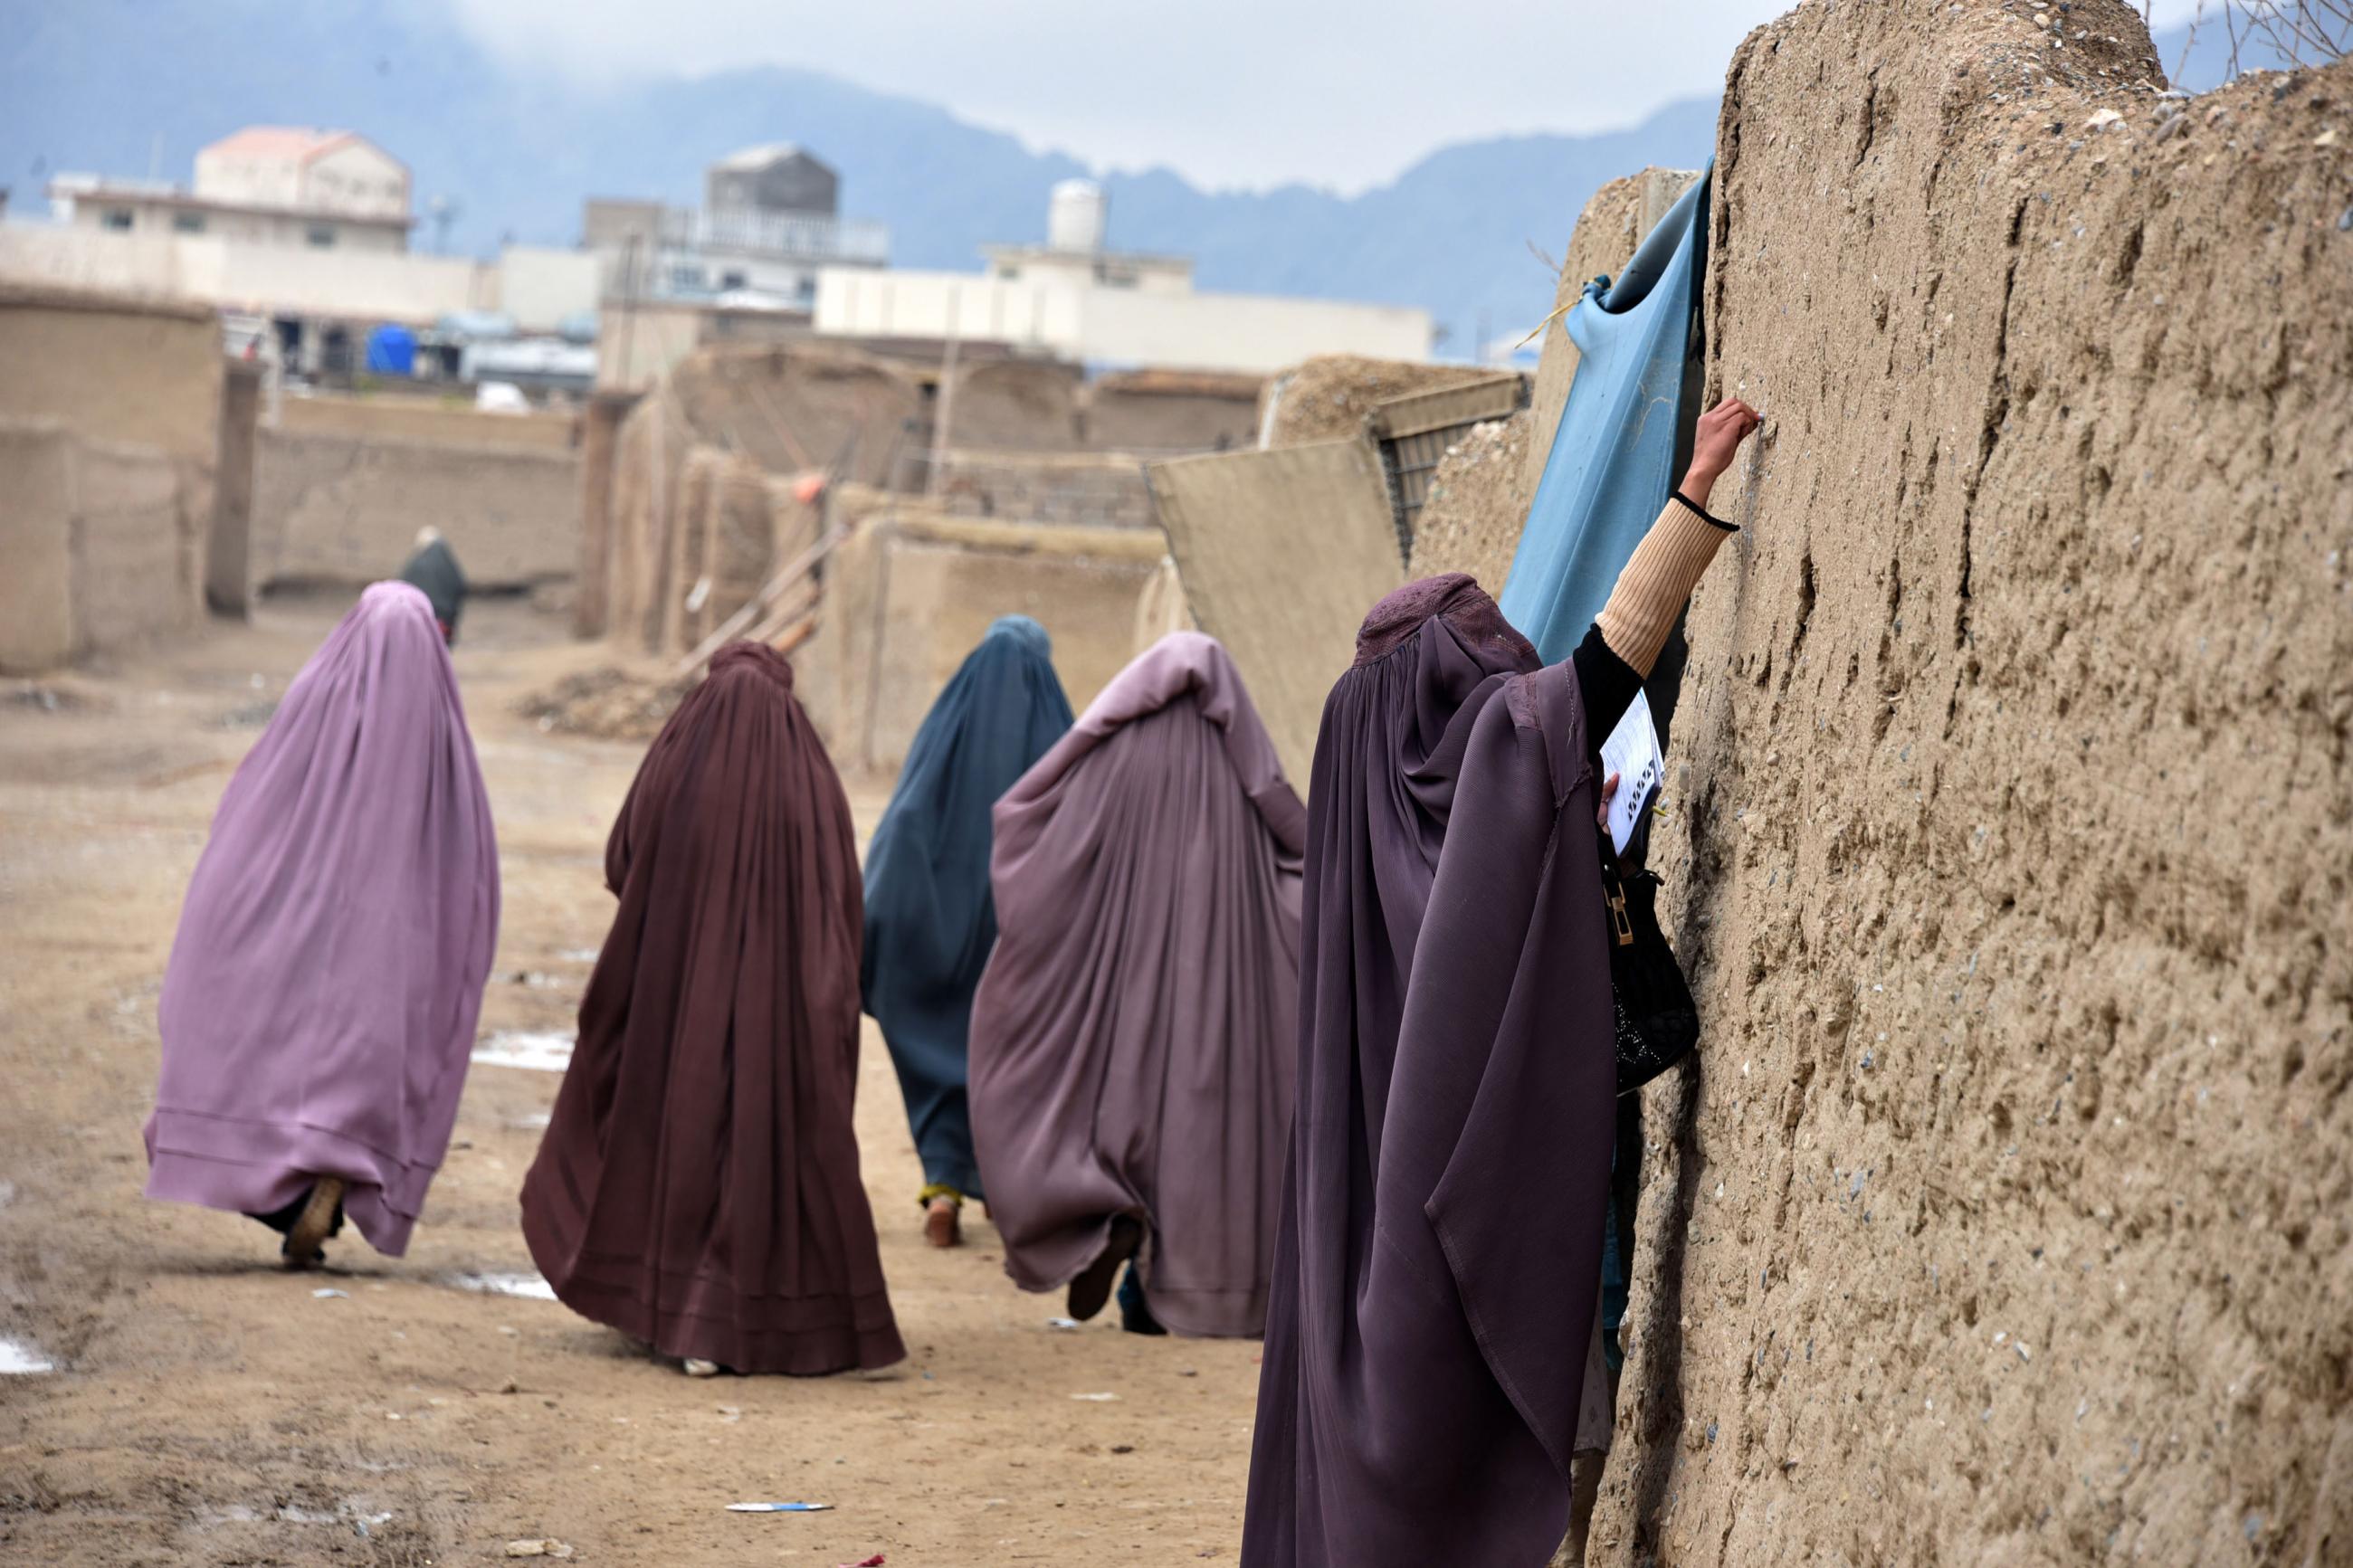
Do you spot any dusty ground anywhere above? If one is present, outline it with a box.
[0,594,1261,1566]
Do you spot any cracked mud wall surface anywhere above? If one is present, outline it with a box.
[1596,5,2352,1565]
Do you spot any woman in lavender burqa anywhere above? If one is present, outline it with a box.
[144,581,500,1269]
[1242,400,1759,1566]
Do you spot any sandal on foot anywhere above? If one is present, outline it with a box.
[923,1194,962,1249]
[282,1177,346,1271]
[682,1358,722,1378]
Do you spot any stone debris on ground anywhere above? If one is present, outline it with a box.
[516,666,697,742]
[7,680,102,714]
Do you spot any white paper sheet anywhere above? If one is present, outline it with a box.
[1598,689,1663,856]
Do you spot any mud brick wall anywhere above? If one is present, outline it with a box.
[250,427,579,590]
[1593,7,2352,1564]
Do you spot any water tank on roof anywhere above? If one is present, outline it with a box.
[1048,178,1107,253]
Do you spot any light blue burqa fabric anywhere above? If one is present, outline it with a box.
[1500,166,1714,703]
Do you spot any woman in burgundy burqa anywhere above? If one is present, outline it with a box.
[521,641,904,1377]
[1241,399,1758,1564]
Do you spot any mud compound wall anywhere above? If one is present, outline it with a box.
[925,449,1155,529]
[275,394,579,451]
[1255,355,1495,448]
[602,345,923,656]
[250,426,579,591]
[0,285,222,461]
[1084,369,1262,452]
[794,508,1165,774]
[1596,6,2351,1566]
[0,422,208,673]
[0,289,220,671]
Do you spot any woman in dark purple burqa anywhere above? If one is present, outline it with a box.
[521,641,903,1377]
[1242,399,1758,1565]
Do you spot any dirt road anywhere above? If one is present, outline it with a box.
[0,595,1260,1566]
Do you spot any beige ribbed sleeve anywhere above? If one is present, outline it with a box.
[1595,495,1738,677]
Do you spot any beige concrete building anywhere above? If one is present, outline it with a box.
[51,127,413,253]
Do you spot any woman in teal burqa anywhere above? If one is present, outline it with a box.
[862,616,1073,1247]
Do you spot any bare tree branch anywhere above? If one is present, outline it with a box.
[2173,0,2210,83]
[2219,0,2352,70]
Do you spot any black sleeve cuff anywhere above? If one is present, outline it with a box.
[1571,622,1644,757]
[1672,489,1738,531]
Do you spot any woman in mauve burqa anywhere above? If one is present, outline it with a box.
[1243,400,1758,1565]
[968,632,1303,1335]
[862,615,1073,1247]
[144,581,500,1269]
[520,641,903,1377]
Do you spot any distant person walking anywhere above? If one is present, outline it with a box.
[521,642,902,1377]
[143,581,500,1269]
[396,527,469,645]
[862,616,1073,1247]
[1242,399,1758,1567]
[969,632,1303,1336]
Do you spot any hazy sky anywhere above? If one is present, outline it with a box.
[437,0,2206,193]
[430,0,1754,192]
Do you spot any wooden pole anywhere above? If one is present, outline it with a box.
[669,524,847,679]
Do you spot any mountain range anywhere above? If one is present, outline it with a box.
[0,2,2280,355]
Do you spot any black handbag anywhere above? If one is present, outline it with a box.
[1600,838,1700,1094]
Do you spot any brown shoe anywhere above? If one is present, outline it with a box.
[1066,1216,1141,1324]
[923,1194,962,1249]
[282,1177,346,1271]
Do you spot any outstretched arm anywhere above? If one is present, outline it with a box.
[1593,397,1762,679]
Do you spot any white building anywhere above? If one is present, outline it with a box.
[814,182,1430,375]
[50,128,414,253]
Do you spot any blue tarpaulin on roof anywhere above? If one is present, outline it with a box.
[1499,164,1713,734]
[364,322,416,376]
